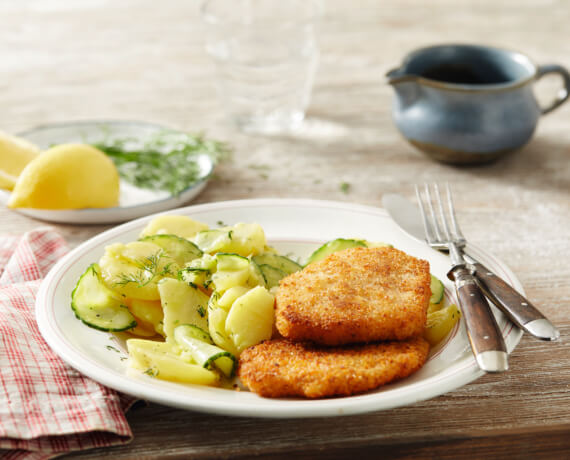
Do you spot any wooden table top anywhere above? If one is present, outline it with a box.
[1,0,569,458]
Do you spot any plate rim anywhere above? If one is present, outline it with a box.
[36,198,523,418]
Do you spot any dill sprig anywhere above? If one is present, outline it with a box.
[92,130,231,196]
[115,251,173,287]
[143,367,159,377]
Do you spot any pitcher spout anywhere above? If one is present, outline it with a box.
[386,67,417,85]
[386,67,421,108]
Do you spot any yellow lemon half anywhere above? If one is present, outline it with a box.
[0,131,40,190]
[8,143,120,209]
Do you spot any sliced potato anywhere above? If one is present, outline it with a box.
[100,241,175,300]
[193,223,266,257]
[128,321,159,337]
[108,241,164,263]
[208,297,239,356]
[217,286,250,310]
[127,299,164,336]
[99,252,161,300]
[159,278,209,338]
[212,268,250,293]
[225,286,274,354]
[127,339,218,385]
[140,215,209,239]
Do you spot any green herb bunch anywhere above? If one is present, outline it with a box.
[93,130,230,196]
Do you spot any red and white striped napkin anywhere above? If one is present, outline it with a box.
[0,229,136,459]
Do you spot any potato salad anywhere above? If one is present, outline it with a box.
[71,215,297,385]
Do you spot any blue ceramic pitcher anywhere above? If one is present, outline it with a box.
[386,44,570,164]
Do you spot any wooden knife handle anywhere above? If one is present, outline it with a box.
[472,262,560,341]
[453,267,508,372]
[473,262,542,324]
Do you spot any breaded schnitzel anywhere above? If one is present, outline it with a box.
[238,336,430,398]
[275,246,431,345]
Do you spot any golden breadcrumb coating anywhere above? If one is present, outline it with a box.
[275,246,431,345]
[238,336,430,398]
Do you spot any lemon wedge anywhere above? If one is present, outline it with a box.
[0,131,40,190]
[424,303,461,346]
[8,143,120,210]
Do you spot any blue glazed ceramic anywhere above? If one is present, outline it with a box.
[386,44,570,164]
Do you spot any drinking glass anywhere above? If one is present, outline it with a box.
[201,0,321,133]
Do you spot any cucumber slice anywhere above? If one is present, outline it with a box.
[248,259,267,288]
[174,324,237,378]
[305,238,367,265]
[140,234,202,267]
[430,275,445,304]
[252,253,302,275]
[215,252,249,271]
[71,263,137,332]
[176,323,214,344]
[186,253,217,272]
[259,264,288,289]
[178,267,210,289]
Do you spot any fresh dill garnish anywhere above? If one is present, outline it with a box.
[340,182,351,193]
[114,251,171,287]
[92,130,231,196]
[197,306,206,318]
[228,230,233,240]
[106,345,120,353]
[143,367,159,377]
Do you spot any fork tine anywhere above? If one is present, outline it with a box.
[414,185,436,244]
[445,183,465,240]
[424,183,443,241]
[433,183,451,241]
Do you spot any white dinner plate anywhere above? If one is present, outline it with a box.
[0,120,214,224]
[36,198,523,418]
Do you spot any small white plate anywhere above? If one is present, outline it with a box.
[36,199,523,418]
[0,120,214,224]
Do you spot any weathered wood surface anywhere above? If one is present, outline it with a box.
[1,0,569,458]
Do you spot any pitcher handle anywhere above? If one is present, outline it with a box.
[536,64,570,115]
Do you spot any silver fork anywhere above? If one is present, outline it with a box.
[415,183,508,373]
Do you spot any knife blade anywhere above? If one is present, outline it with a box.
[382,193,560,341]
